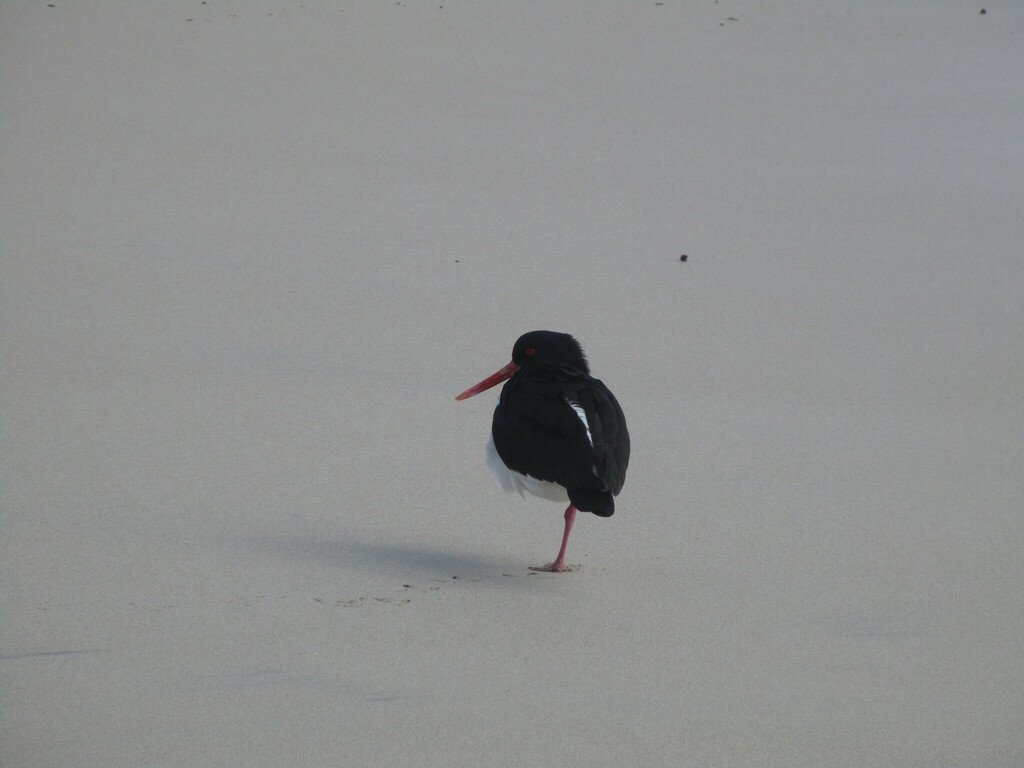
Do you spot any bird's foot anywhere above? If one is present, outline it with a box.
[529,561,580,573]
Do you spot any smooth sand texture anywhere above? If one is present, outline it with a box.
[3,2,1022,766]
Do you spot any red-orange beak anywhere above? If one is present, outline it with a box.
[455,361,520,401]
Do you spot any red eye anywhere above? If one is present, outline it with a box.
[524,347,536,356]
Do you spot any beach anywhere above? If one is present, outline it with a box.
[2,2,1022,766]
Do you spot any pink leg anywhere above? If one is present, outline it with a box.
[529,505,578,573]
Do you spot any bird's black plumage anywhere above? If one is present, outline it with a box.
[491,331,629,517]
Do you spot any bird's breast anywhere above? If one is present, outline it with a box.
[485,436,570,503]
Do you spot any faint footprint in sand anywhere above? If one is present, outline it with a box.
[312,572,531,608]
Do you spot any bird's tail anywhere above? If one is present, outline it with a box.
[568,487,614,517]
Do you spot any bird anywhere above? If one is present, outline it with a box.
[455,330,630,572]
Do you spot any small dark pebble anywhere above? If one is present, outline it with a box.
[679,254,688,262]
[980,8,986,13]
[403,584,412,588]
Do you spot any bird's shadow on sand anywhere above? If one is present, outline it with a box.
[232,533,527,582]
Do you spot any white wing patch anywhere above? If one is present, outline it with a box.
[567,400,594,447]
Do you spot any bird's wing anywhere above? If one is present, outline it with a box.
[492,375,629,495]
[566,377,630,496]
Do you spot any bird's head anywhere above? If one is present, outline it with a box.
[510,330,588,371]
[456,330,588,401]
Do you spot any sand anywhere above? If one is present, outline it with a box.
[2,2,1022,766]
